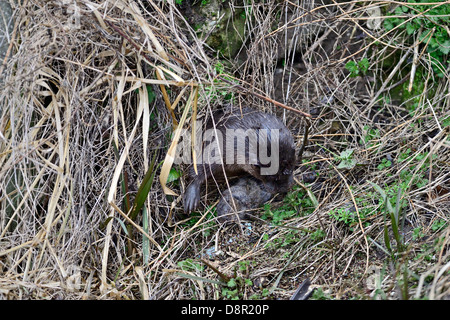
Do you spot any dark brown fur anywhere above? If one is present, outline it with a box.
[216,177,273,222]
[183,107,295,214]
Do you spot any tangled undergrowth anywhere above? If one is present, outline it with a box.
[0,0,449,300]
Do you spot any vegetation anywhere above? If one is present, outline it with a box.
[0,0,448,300]
[383,0,450,77]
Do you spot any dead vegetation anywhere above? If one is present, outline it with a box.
[0,0,449,300]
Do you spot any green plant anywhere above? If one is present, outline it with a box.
[238,260,252,272]
[261,186,314,224]
[177,258,204,272]
[412,226,425,241]
[329,207,355,225]
[201,0,210,7]
[370,182,407,256]
[369,181,410,299]
[284,186,315,210]
[431,219,447,232]
[397,149,437,190]
[329,199,375,230]
[377,157,392,170]
[415,236,446,264]
[383,1,450,77]
[442,115,450,128]
[393,67,429,114]
[264,229,305,250]
[202,62,236,102]
[198,258,260,300]
[345,58,369,77]
[219,261,254,300]
[311,287,332,300]
[182,206,217,236]
[336,148,357,169]
[129,152,159,222]
[110,149,159,257]
[398,148,412,162]
[361,125,380,146]
[166,167,181,185]
[310,228,325,242]
[282,230,303,248]
[302,158,318,171]
[249,287,271,300]
[221,277,252,300]
[222,280,240,300]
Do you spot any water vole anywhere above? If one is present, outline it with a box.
[183,107,296,214]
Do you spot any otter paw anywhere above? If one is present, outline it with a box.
[183,184,200,214]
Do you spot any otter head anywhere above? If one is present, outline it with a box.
[258,157,295,195]
[250,132,296,195]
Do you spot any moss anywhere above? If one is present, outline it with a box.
[187,0,246,59]
[209,9,246,58]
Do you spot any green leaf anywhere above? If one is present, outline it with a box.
[142,206,149,265]
[439,39,450,55]
[384,224,392,253]
[339,148,354,159]
[345,61,359,77]
[358,58,369,74]
[337,158,357,169]
[146,85,156,103]
[177,258,204,272]
[129,151,159,221]
[389,208,399,244]
[367,181,383,196]
[116,217,129,236]
[167,167,181,183]
[337,148,356,169]
[383,19,395,31]
[406,23,416,35]
[227,278,237,288]
[175,272,224,285]
[441,115,450,128]
[429,37,439,49]
[419,30,431,43]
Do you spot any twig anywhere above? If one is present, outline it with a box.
[217,75,312,118]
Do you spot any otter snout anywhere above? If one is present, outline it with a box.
[263,172,294,195]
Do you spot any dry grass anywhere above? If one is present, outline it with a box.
[0,0,449,300]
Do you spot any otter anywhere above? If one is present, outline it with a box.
[183,107,296,214]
